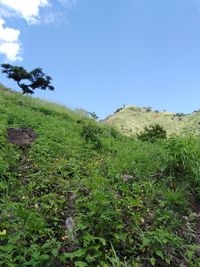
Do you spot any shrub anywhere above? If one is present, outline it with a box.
[137,124,167,143]
[145,106,152,112]
[176,113,185,117]
[114,107,123,114]
[88,112,99,120]
[165,138,192,177]
[81,121,103,150]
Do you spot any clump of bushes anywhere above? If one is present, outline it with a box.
[114,105,125,114]
[88,111,99,120]
[143,106,152,112]
[175,113,185,117]
[80,121,103,150]
[137,124,167,143]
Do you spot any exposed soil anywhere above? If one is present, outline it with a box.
[7,128,36,145]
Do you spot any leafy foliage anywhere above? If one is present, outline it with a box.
[137,124,167,142]
[1,64,54,94]
[80,121,103,150]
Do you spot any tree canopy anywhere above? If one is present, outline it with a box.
[1,64,54,94]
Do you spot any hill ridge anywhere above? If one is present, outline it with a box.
[104,105,200,136]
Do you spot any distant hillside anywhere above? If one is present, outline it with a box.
[104,105,200,136]
[1,85,200,266]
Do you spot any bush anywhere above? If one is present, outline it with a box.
[176,113,185,117]
[145,106,152,112]
[88,112,99,120]
[114,107,123,114]
[81,121,103,150]
[137,124,167,143]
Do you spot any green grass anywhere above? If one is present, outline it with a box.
[1,85,200,266]
[104,105,200,137]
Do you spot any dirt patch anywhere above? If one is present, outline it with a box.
[7,128,36,146]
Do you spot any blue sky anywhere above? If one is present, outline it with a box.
[1,0,200,118]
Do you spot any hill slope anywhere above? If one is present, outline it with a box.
[104,106,200,136]
[1,85,200,266]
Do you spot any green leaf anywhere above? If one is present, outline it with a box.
[40,254,50,261]
[142,237,151,246]
[155,250,164,259]
[165,258,171,264]
[52,248,58,257]
[150,257,156,266]
[62,249,86,259]
[75,261,88,267]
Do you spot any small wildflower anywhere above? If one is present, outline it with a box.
[61,235,68,240]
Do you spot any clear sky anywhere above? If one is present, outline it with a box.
[1,0,200,118]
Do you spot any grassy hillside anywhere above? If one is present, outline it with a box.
[104,106,200,136]
[1,85,200,266]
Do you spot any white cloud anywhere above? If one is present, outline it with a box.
[0,18,21,61]
[0,0,78,61]
[0,18,19,42]
[0,0,48,61]
[0,42,21,61]
[0,0,48,24]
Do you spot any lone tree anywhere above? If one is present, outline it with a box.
[1,64,54,94]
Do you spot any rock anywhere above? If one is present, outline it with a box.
[65,216,75,241]
[123,174,134,182]
[7,128,36,146]
[65,216,74,232]
[69,194,77,201]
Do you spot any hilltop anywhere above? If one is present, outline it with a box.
[104,105,200,136]
[1,85,200,266]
